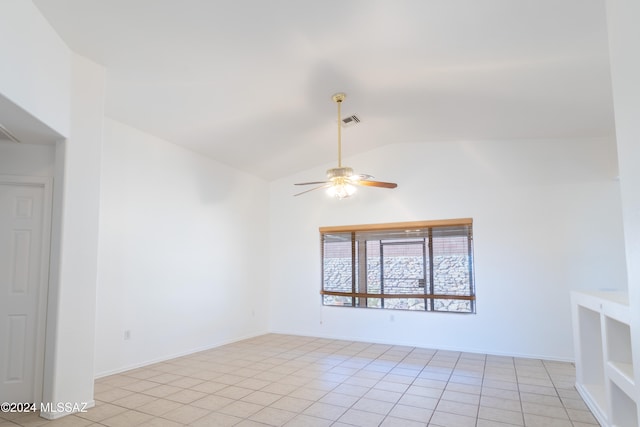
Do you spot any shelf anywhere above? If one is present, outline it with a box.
[572,290,629,312]
[571,290,638,427]
[610,381,638,427]
[609,361,635,383]
[603,300,631,324]
[576,383,608,426]
[583,383,607,412]
[604,313,634,401]
[608,361,636,398]
[575,304,604,385]
[605,316,633,367]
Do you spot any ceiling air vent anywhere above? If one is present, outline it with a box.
[341,114,360,128]
[0,124,20,143]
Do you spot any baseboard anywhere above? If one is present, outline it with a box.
[94,331,267,379]
[575,382,609,427]
[94,328,575,379]
[267,328,575,363]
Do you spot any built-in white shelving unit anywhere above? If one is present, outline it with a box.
[572,291,638,427]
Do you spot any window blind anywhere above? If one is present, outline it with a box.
[320,218,475,313]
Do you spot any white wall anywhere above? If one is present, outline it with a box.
[0,0,629,407]
[0,141,55,176]
[94,118,270,376]
[42,54,105,418]
[0,0,71,137]
[269,137,626,360]
[0,1,105,418]
[606,0,640,411]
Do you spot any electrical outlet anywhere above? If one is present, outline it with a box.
[124,330,131,340]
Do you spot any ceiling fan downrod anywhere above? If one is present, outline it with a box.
[292,91,397,197]
[332,92,346,168]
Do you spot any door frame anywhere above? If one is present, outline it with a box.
[0,174,53,404]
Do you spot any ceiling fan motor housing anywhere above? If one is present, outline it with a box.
[326,167,353,179]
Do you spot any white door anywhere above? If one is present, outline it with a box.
[0,181,48,402]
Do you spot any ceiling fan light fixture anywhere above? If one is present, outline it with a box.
[292,92,397,198]
[326,167,353,179]
[327,179,356,199]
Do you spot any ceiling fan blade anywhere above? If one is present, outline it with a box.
[354,180,398,189]
[294,181,329,186]
[294,183,332,196]
[293,93,400,198]
[351,174,374,181]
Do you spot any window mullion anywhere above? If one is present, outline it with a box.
[428,227,434,311]
[379,240,384,309]
[467,227,475,313]
[422,237,428,310]
[321,233,326,305]
[351,232,356,307]
[357,238,367,307]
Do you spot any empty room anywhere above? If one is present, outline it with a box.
[0,1,639,426]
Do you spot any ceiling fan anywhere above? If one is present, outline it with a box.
[294,93,398,199]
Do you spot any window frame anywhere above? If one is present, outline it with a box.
[320,218,475,313]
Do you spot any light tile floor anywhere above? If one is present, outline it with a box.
[0,334,599,427]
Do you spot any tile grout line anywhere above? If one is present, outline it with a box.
[2,334,599,427]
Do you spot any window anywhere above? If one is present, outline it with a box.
[320,218,475,313]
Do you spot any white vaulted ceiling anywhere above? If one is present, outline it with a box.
[33,0,614,180]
